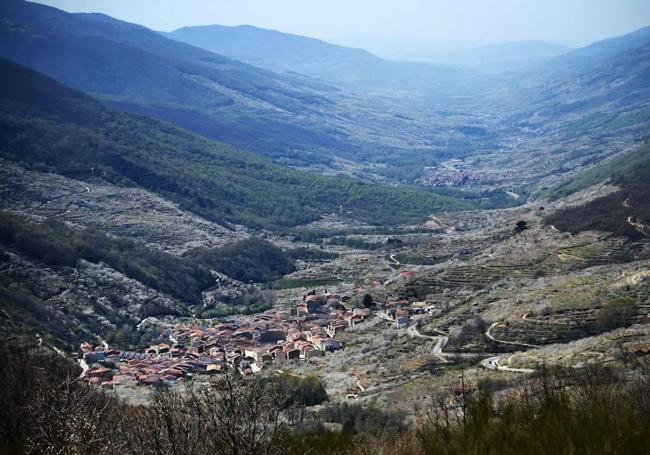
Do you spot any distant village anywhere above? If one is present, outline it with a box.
[81,272,432,390]
[420,161,514,188]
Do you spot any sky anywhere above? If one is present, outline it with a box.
[36,0,650,52]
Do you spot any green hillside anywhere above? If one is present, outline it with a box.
[0,58,469,229]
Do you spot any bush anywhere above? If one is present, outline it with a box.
[268,374,328,408]
[327,237,383,250]
[0,213,290,312]
[597,298,638,332]
[515,220,529,233]
[317,402,406,435]
[188,238,295,284]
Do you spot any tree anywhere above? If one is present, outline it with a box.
[597,298,638,332]
[362,294,375,308]
[515,220,529,234]
[0,337,123,455]
[270,374,328,408]
[126,369,291,455]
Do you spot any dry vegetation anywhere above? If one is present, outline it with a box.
[2,336,650,455]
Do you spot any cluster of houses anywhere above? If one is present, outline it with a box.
[381,299,437,328]
[81,291,372,389]
[420,165,508,188]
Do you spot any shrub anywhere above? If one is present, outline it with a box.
[597,298,638,332]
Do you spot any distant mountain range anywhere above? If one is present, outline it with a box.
[165,24,467,93]
[167,26,569,77]
[166,21,650,143]
[428,41,571,71]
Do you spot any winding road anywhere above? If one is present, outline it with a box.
[406,321,535,373]
[406,323,449,363]
[623,197,648,235]
[627,216,649,236]
[485,322,540,349]
[399,316,536,373]
[480,356,534,374]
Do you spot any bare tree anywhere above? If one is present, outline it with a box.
[0,335,124,455]
[198,371,289,455]
[25,373,123,455]
[125,369,290,455]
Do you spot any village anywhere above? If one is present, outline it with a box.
[420,160,517,189]
[80,280,429,391]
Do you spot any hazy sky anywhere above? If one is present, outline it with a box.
[36,0,650,49]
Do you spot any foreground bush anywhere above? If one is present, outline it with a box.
[2,334,650,455]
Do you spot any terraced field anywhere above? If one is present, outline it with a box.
[552,238,631,267]
[491,298,650,346]
[399,265,537,299]
[399,237,643,300]
[490,316,599,346]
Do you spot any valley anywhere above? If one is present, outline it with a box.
[3,144,649,411]
[1,1,650,453]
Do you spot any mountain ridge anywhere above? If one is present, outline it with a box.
[0,0,372,167]
[166,22,467,93]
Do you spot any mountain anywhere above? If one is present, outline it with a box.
[0,0,495,179]
[468,26,650,187]
[0,57,470,229]
[0,0,370,167]
[0,1,326,110]
[166,24,467,93]
[0,56,473,348]
[548,26,650,75]
[513,27,650,137]
[167,24,379,77]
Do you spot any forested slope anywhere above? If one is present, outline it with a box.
[0,58,469,229]
[545,139,650,239]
